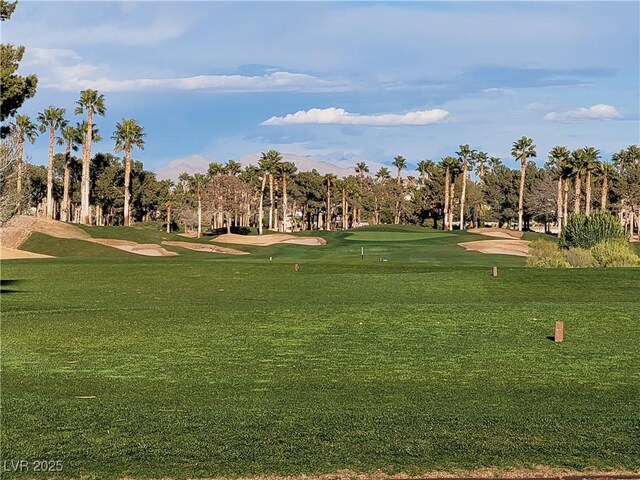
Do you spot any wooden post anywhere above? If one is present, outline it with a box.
[555,321,564,343]
[492,266,498,277]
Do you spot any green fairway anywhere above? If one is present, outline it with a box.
[2,225,639,479]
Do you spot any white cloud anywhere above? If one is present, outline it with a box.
[482,87,515,95]
[261,107,450,126]
[544,103,621,122]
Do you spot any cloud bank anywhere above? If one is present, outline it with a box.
[544,104,621,122]
[262,107,450,126]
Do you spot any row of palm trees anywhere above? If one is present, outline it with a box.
[12,89,145,225]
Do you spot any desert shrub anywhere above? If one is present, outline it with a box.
[564,247,597,268]
[559,211,625,249]
[590,239,640,267]
[526,238,568,268]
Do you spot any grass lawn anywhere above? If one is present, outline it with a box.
[1,225,639,479]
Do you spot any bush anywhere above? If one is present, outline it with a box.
[564,247,597,268]
[526,238,568,268]
[559,211,625,249]
[590,240,640,267]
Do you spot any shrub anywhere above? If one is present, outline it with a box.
[564,247,597,268]
[526,238,568,268]
[590,239,640,267]
[559,211,625,249]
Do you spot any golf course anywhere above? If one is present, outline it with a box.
[2,224,639,479]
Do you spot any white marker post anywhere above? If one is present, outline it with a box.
[361,246,364,260]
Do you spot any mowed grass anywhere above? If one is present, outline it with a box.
[2,225,640,479]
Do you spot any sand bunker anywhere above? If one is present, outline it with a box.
[162,241,249,255]
[0,245,54,260]
[214,233,326,246]
[88,239,178,257]
[459,239,530,257]
[468,227,523,239]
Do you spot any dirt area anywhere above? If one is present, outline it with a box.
[459,239,531,257]
[215,233,327,246]
[177,232,198,238]
[468,227,524,239]
[162,241,249,255]
[89,239,178,257]
[129,468,640,480]
[0,245,54,260]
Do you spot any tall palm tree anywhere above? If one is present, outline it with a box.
[546,145,571,233]
[324,173,337,230]
[511,136,537,231]
[259,149,282,230]
[56,124,81,222]
[474,151,488,180]
[375,167,391,182]
[13,114,38,196]
[580,146,600,215]
[597,161,615,211]
[190,173,207,238]
[75,89,106,225]
[113,118,145,226]
[440,156,461,230]
[38,106,67,219]
[569,149,588,214]
[488,156,503,173]
[225,159,242,176]
[456,144,476,230]
[256,154,271,235]
[279,161,297,232]
[354,161,369,178]
[392,155,407,185]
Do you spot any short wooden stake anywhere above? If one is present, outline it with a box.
[492,266,498,277]
[555,321,564,343]
[294,263,300,272]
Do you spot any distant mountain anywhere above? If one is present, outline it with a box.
[155,152,392,181]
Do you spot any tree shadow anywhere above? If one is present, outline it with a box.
[0,279,24,294]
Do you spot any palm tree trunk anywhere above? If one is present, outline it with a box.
[449,180,455,231]
[268,173,274,230]
[81,110,93,225]
[585,170,592,215]
[166,203,171,233]
[61,144,71,222]
[46,128,55,219]
[258,175,267,235]
[459,160,468,230]
[601,177,608,211]
[563,181,569,225]
[282,175,288,232]
[342,188,347,230]
[556,178,563,236]
[517,158,526,231]
[124,149,132,226]
[326,182,331,231]
[17,138,24,195]
[197,195,202,238]
[443,169,450,231]
[573,173,582,214]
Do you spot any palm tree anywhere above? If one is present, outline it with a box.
[38,106,67,219]
[456,144,476,230]
[324,173,337,230]
[546,146,571,233]
[375,167,391,182]
[260,149,281,230]
[474,151,488,180]
[580,146,600,215]
[56,124,81,222]
[190,173,207,238]
[355,161,369,178]
[392,155,407,185]
[13,114,38,196]
[256,157,269,235]
[511,136,537,231]
[112,119,145,226]
[416,160,434,187]
[279,161,297,232]
[488,156,503,173]
[440,156,461,231]
[75,89,106,224]
[569,149,588,214]
[597,161,615,211]
[225,159,242,176]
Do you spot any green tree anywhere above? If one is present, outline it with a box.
[511,136,537,231]
[113,118,145,226]
[224,159,242,176]
[38,106,67,219]
[75,89,106,224]
[1,1,37,136]
[546,145,571,234]
[278,161,297,232]
[580,146,600,215]
[392,155,407,185]
[456,144,476,230]
[324,173,337,230]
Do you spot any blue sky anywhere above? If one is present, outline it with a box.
[6,1,640,178]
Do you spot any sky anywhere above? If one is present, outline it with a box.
[5,1,640,179]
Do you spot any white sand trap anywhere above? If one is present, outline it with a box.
[162,241,249,255]
[468,227,524,239]
[214,233,327,246]
[0,245,54,260]
[88,239,178,257]
[459,239,530,257]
